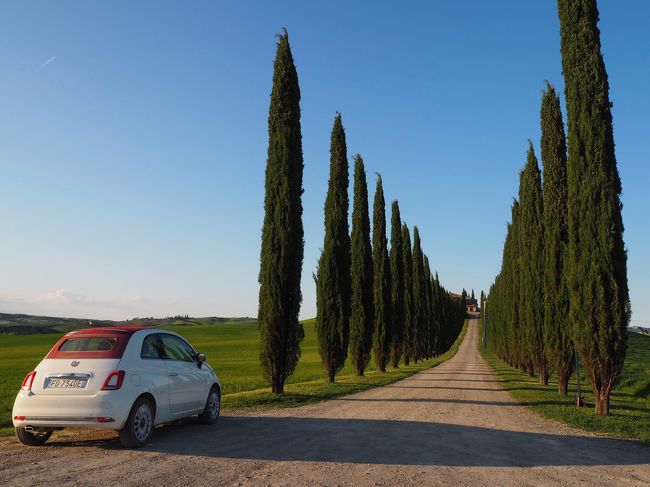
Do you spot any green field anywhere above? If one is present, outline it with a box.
[480,328,650,442]
[0,319,468,435]
[0,312,255,335]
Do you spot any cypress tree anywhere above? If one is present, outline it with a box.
[423,255,435,358]
[349,155,374,376]
[401,224,415,366]
[258,30,305,394]
[480,289,486,346]
[518,143,546,383]
[389,201,405,368]
[411,226,425,362]
[433,272,442,355]
[558,0,630,415]
[372,174,392,372]
[540,82,573,396]
[508,201,523,370]
[315,113,351,382]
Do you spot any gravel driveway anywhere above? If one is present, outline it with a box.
[1,319,648,486]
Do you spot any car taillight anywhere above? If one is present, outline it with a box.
[101,370,125,391]
[21,371,36,392]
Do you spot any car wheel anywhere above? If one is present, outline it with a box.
[118,397,154,448]
[15,427,52,446]
[199,387,220,425]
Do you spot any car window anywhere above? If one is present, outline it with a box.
[59,337,117,352]
[141,334,164,359]
[160,334,195,362]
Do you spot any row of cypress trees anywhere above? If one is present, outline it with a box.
[258,30,465,394]
[315,115,466,381]
[485,0,630,416]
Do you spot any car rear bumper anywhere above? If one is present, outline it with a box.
[12,390,132,430]
[13,417,122,430]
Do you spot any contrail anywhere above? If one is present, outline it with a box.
[36,56,56,72]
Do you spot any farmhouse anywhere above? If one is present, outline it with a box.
[448,292,479,313]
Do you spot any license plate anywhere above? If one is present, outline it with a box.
[46,378,87,389]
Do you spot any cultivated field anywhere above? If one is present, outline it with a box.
[0,319,467,434]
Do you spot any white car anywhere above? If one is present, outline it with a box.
[12,326,221,448]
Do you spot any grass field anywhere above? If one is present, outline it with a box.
[0,319,468,436]
[480,327,650,443]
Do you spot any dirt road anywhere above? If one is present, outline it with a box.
[1,319,648,486]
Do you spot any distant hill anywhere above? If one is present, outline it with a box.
[0,312,256,335]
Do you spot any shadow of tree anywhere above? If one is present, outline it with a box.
[49,415,648,467]
[150,416,649,466]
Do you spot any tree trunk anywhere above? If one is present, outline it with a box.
[327,369,335,382]
[595,388,610,415]
[557,372,570,396]
[539,366,549,386]
[271,380,284,394]
[404,357,410,366]
[526,362,534,378]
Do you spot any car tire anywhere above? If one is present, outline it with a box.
[198,386,220,425]
[118,397,154,448]
[15,427,52,446]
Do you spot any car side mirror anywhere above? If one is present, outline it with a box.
[196,353,207,368]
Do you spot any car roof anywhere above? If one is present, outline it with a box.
[64,326,148,337]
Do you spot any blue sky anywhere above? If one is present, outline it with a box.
[1,1,648,325]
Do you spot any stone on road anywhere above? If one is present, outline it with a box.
[1,319,648,486]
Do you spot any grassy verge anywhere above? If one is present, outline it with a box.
[479,324,650,443]
[0,319,467,436]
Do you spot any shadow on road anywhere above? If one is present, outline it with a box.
[386,385,543,393]
[47,415,648,467]
[335,397,522,406]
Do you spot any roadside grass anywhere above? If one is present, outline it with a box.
[479,327,650,443]
[0,319,467,436]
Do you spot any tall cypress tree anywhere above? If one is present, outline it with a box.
[508,200,523,370]
[411,226,425,362]
[401,224,415,366]
[558,0,630,415]
[389,201,405,368]
[433,272,445,355]
[480,289,486,346]
[315,113,351,382]
[518,143,547,384]
[540,82,574,396]
[258,30,305,394]
[423,255,435,358]
[349,155,374,376]
[372,174,392,372]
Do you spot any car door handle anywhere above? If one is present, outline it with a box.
[168,372,178,377]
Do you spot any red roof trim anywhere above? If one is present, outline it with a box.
[65,326,146,336]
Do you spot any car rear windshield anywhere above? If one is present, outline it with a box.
[46,333,131,359]
[59,337,117,352]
